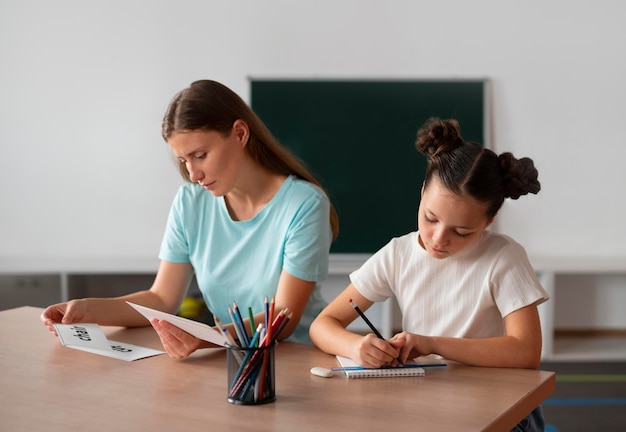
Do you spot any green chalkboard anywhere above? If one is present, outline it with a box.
[251,80,485,253]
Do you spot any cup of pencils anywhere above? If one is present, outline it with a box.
[226,340,276,405]
[222,298,291,405]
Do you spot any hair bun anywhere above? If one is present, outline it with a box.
[415,117,464,157]
[499,153,541,199]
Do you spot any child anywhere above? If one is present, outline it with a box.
[309,117,548,431]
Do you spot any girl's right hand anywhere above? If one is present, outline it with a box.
[351,333,402,368]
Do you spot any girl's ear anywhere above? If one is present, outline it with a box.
[232,119,250,146]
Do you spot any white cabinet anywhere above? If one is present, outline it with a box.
[2,255,625,361]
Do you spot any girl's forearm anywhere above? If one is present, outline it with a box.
[427,335,541,369]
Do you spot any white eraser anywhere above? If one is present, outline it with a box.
[310,366,334,378]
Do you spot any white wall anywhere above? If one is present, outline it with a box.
[1,1,625,327]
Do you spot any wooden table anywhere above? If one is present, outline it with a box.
[0,307,555,431]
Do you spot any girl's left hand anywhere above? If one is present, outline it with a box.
[150,318,202,359]
[390,331,432,361]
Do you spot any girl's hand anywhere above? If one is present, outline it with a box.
[350,333,402,368]
[390,331,432,361]
[150,318,202,359]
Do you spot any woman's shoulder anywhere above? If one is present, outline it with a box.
[285,176,328,199]
[172,182,216,206]
[276,176,329,210]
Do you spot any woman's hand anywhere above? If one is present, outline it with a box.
[40,300,88,336]
[150,318,203,359]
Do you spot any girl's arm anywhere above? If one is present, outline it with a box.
[393,303,543,369]
[309,283,402,368]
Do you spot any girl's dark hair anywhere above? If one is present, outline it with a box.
[162,80,338,240]
[415,117,540,219]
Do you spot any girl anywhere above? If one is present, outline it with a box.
[42,80,338,358]
[309,117,548,431]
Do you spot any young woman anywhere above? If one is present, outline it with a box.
[41,80,338,358]
[309,117,548,431]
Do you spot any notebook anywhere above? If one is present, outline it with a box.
[335,355,426,379]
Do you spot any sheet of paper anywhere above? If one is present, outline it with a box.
[126,301,227,347]
[53,323,165,361]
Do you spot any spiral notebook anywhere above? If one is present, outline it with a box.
[335,355,426,379]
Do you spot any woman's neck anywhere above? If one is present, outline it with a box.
[224,169,288,221]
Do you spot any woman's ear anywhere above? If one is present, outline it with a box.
[232,119,250,146]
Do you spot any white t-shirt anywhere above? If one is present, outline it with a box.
[159,175,332,343]
[350,231,549,338]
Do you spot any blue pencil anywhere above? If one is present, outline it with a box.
[233,302,251,347]
[228,306,248,347]
[331,363,447,372]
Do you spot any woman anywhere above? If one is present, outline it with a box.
[42,80,338,358]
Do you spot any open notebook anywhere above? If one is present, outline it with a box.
[334,355,430,379]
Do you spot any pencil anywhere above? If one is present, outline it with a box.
[264,296,269,330]
[331,363,447,372]
[214,315,236,345]
[248,306,256,338]
[233,302,251,347]
[228,305,248,347]
[349,298,404,366]
[350,299,383,338]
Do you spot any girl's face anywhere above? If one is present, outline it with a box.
[167,121,248,197]
[417,177,494,259]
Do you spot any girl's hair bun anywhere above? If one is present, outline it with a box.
[416,117,464,157]
[498,152,541,199]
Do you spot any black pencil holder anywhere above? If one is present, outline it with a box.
[226,342,276,405]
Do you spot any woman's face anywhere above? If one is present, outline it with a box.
[417,177,494,259]
[167,121,248,197]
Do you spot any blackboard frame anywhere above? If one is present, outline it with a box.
[250,79,487,254]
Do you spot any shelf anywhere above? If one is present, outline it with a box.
[3,254,626,361]
[550,335,626,361]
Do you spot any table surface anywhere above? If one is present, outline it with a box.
[0,306,555,432]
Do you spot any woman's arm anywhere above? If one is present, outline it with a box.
[154,270,318,358]
[271,270,316,339]
[309,283,402,368]
[393,303,543,369]
[41,261,194,330]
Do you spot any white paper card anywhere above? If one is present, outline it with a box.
[126,301,227,347]
[53,323,165,361]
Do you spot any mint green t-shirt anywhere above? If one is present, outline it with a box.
[159,175,331,343]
